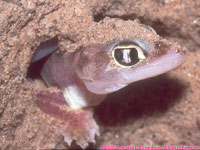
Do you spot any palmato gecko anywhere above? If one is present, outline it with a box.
[32,20,184,148]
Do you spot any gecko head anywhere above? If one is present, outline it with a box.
[74,38,184,95]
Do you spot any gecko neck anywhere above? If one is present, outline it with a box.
[63,79,106,109]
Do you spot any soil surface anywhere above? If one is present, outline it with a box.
[0,0,200,149]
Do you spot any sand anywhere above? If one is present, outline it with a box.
[0,0,200,149]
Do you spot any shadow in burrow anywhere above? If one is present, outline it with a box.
[94,74,186,127]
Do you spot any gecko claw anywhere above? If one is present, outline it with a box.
[61,109,100,149]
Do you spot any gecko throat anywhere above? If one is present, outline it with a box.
[63,85,89,109]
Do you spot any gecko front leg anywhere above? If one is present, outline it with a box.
[35,89,100,148]
[34,52,103,148]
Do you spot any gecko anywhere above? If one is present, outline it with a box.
[32,21,184,149]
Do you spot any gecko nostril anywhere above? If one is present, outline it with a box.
[112,43,146,67]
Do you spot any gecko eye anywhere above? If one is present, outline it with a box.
[112,44,146,67]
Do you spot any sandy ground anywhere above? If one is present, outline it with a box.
[0,0,200,149]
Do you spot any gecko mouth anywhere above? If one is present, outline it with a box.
[83,48,184,95]
[122,48,184,84]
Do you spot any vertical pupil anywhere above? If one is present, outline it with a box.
[122,49,131,63]
[114,48,139,66]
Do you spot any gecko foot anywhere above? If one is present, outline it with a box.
[62,108,100,149]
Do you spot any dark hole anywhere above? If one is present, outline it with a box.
[93,12,106,22]
[27,37,59,80]
[114,47,139,66]
[93,13,138,22]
